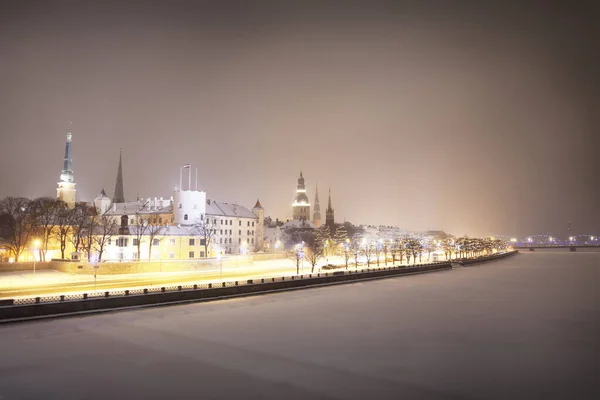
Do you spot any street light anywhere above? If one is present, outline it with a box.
[32,239,41,276]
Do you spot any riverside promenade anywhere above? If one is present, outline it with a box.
[0,250,597,399]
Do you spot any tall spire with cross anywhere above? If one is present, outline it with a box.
[112,149,125,203]
[312,184,321,227]
[57,121,76,205]
[325,188,335,229]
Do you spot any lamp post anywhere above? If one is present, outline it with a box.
[32,239,40,276]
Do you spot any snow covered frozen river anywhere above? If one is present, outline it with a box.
[0,250,598,399]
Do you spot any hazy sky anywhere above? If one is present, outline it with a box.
[0,1,598,238]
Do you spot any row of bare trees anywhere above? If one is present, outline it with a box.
[285,231,509,274]
[0,196,122,262]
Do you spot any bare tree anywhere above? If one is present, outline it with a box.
[304,246,323,273]
[94,215,117,261]
[361,243,374,268]
[146,218,166,260]
[0,197,37,262]
[69,203,92,255]
[193,217,217,257]
[131,215,150,260]
[286,246,302,275]
[80,212,100,261]
[341,241,351,269]
[53,202,74,260]
[31,197,62,261]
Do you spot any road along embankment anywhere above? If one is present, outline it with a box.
[0,251,518,323]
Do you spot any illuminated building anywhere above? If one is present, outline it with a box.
[312,185,321,228]
[292,171,310,221]
[56,122,76,205]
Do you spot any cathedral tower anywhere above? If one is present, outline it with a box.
[312,185,322,228]
[56,122,76,205]
[112,150,125,203]
[292,171,310,221]
[325,188,335,229]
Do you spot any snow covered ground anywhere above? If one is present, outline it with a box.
[0,250,598,399]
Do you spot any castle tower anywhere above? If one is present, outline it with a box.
[172,166,206,225]
[56,122,76,205]
[325,188,335,229]
[292,171,310,221]
[312,185,322,228]
[94,189,111,215]
[253,199,265,251]
[112,150,125,203]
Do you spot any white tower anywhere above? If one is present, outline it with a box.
[57,122,76,205]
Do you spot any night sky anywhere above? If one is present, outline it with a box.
[0,1,598,237]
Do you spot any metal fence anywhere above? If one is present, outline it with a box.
[10,262,450,306]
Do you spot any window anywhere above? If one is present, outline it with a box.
[200,238,206,246]
[220,238,223,244]
[178,203,182,209]
[170,238,176,246]
[201,214,204,220]
[252,230,254,235]
[247,230,250,236]
[229,229,232,235]
[152,238,160,246]
[200,251,205,257]
[252,238,254,244]
[238,238,241,244]
[117,238,129,247]
[220,229,223,235]
[169,253,175,259]
[130,218,134,225]
[189,251,194,258]
[133,239,139,246]
[229,220,232,225]
[229,238,232,244]
[247,221,250,227]
[108,238,111,245]
[252,221,255,227]
[239,221,241,226]
[221,219,223,225]
[184,214,188,221]
[189,238,195,246]
[239,230,241,235]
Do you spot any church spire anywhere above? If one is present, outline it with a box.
[112,149,125,203]
[325,188,335,229]
[312,184,321,227]
[56,121,77,205]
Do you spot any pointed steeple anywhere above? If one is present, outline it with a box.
[112,150,125,203]
[253,198,263,209]
[325,188,334,228]
[57,121,76,205]
[312,184,321,227]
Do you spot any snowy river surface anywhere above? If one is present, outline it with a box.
[0,249,598,399]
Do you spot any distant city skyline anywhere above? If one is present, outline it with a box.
[0,1,598,237]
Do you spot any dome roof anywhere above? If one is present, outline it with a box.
[294,192,309,204]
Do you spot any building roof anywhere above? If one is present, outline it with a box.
[103,200,172,216]
[253,199,263,209]
[206,201,257,219]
